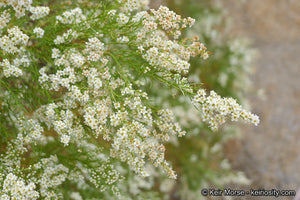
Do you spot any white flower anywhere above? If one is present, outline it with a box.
[117,13,129,24]
[70,192,83,200]
[61,134,70,146]
[51,48,61,58]
[33,27,44,38]
[117,36,129,43]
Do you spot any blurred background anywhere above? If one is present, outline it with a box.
[221,0,300,196]
[149,0,300,199]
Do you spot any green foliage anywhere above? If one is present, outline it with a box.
[0,0,257,199]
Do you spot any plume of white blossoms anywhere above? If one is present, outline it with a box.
[192,89,259,131]
[0,0,259,198]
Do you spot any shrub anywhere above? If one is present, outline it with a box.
[0,0,258,199]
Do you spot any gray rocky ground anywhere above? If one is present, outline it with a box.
[222,0,300,199]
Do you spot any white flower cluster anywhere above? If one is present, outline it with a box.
[117,13,130,24]
[33,27,44,38]
[0,134,27,172]
[22,119,44,143]
[0,2,49,79]
[54,29,79,45]
[149,6,195,38]
[32,155,69,198]
[129,7,209,75]
[28,6,50,20]
[0,10,10,30]
[0,26,29,54]
[34,101,85,146]
[84,37,105,62]
[193,89,259,131]
[1,59,23,77]
[56,8,86,24]
[0,0,33,18]
[0,0,50,20]
[35,25,185,178]
[90,163,122,191]
[0,27,30,78]
[228,38,258,94]
[121,0,149,12]
[1,173,39,200]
